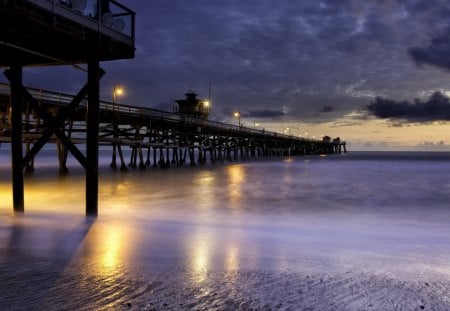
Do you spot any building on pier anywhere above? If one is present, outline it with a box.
[173,92,211,121]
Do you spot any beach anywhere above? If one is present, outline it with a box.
[0,152,450,310]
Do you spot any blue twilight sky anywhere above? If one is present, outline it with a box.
[5,0,450,150]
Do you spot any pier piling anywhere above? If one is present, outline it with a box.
[86,59,101,217]
[9,65,24,213]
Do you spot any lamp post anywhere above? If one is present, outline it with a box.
[202,100,210,118]
[113,83,123,111]
[234,110,241,127]
[254,120,259,130]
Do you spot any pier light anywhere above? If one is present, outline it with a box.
[203,100,210,107]
[234,110,241,127]
[113,83,124,109]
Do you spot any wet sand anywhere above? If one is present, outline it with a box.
[0,210,449,310]
[1,156,450,310]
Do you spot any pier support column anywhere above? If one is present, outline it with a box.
[173,148,179,166]
[86,59,100,216]
[138,146,146,170]
[9,65,24,212]
[117,145,127,171]
[146,147,151,167]
[165,148,170,167]
[110,121,118,169]
[152,147,157,168]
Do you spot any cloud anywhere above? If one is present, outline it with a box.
[409,31,450,71]
[244,109,286,119]
[417,140,446,147]
[319,105,336,113]
[367,92,450,122]
[415,140,450,151]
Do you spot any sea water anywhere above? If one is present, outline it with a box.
[0,151,449,310]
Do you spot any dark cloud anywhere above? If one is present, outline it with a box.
[367,92,450,122]
[244,109,286,119]
[409,33,450,71]
[319,105,336,113]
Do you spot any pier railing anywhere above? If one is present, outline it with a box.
[26,0,135,45]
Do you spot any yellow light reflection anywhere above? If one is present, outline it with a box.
[88,222,130,277]
[224,244,239,282]
[100,229,122,272]
[0,183,12,208]
[22,179,85,214]
[100,177,136,211]
[226,165,245,208]
[188,232,212,284]
[193,170,216,209]
[192,241,210,283]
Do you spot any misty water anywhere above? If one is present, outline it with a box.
[0,151,449,310]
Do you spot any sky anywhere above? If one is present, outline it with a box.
[5,0,450,150]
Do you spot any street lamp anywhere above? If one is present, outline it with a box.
[234,110,241,127]
[202,100,210,116]
[254,121,259,130]
[113,83,124,110]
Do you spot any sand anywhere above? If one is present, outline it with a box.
[0,211,449,310]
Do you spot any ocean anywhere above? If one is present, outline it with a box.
[0,151,449,310]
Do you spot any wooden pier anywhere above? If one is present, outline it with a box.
[0,83,346,171]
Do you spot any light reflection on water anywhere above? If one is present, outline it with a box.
[226,164,245,208]
[193,170,217,210]
[188,227,212,284]
[87,224,129,276]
